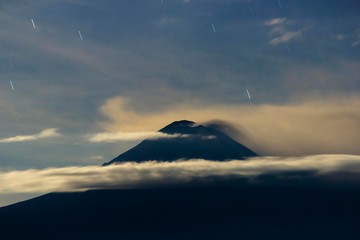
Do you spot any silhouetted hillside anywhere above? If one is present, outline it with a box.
[0,175,359,240]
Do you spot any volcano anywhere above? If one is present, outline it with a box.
[1,121,359,240]
[103,120,258,165]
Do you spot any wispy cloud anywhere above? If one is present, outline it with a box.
[270,31,298,45]
[86,132,189,142]
[334,29,360,47]
[0,128,61,143]
[0,155,359,194]
[264,17,302,45]
[264,18,287,26]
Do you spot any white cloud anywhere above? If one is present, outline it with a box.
[0,155,359,194]
[270,31,298,45]
[0,128,61,143]
[264,18,287,26]
[87,131,189,142]
[264,18,303,45]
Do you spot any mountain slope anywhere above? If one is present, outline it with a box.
[104,120,257,165]
[0,183,359,240]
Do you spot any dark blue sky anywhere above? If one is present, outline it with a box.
[0,0,359,169]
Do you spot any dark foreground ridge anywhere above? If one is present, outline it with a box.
[0,173,360,240]
[104,120,258,165]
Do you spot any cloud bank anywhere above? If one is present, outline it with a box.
[97,96,360,155]
[0,155,359,194]
[0,128,61,143]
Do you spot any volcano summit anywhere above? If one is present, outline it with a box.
[103,120,258,165]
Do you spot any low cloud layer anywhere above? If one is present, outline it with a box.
[0,128,61,143]
[0,155,359,195]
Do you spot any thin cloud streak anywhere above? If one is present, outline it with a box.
[87,132,189,142]
[0,128,61,143]
[0,155,359,194]
[270,31,298,45]
[264,18,287,26]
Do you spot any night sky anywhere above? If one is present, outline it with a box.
[0,0,359,170]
